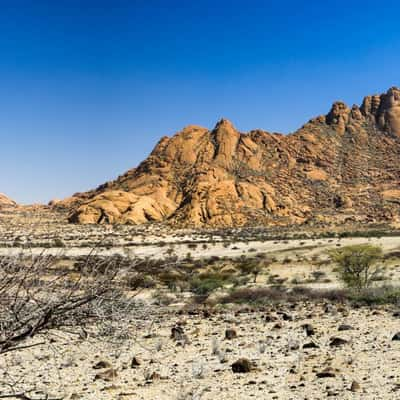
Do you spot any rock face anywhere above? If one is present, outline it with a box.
[65,87,400,227]
[0,193,16,208]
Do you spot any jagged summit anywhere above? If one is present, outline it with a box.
[319,87,400,136]
[213,118,236,130]
[63,87,400,227]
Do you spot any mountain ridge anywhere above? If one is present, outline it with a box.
[60,87,400,227]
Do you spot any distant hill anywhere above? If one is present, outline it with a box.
[63,87,400,227]
[0,193,16,208]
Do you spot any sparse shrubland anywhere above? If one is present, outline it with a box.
[217,284,400,306]
[4,208,400,398]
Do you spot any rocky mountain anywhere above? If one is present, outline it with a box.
[0,194,16,208]
[65,87,400,227]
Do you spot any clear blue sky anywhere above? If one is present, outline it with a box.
[1,0,400,204]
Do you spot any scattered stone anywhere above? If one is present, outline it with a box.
[69,394,83,400]
[93,361,112,370]
[131,357,141,368]
[350,380,361,392]
[225,328,237,340]
[316,367,336,378]
[265,314,278,322]
[324,304,335,314]
[329,337,348,347]
[338,324,353,331]
[147,371,161,381]
[392,332,400,341]
[280,312,293,321]
[94,368,118,382]
[289,366,297,374]
[288,341,300,350]
[232,358,252,373]
[171,325,185,341]
[303,341,319,349]
[302,323,315,336]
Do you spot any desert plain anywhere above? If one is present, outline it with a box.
[1,206,400,400]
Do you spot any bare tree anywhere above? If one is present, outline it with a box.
[0,252,117,354]
[0,250,132,399]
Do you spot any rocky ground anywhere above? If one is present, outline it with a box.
[2,209,400,399]
[2,301,400,399]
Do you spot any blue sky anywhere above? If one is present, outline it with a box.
[1,0,400,204]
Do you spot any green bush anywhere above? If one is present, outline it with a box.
[329,244,384,290]
[189,273,229,296]
[236,257,270,283]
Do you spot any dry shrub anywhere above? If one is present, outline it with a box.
[0,252,119,354]
[217,286,349,305]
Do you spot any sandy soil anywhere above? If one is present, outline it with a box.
[2,302,400,400]
[2,210,400,399]
[1,236,399,260]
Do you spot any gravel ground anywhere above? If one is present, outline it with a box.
[2,302,400,400]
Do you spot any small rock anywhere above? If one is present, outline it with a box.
[225,328,237,340]
[392,332,400,341]
[171,325,185,341]
[329,337,348,347]
[131,357,141,368]
[203,309,212,318]
[338,324,353,331]
[280,312,293,321]
[69,394,83,400]
[350,380,361,392]
[303,341,319,349]
[316,367,336,378]
[288,341,300,350]
[324,304,335,314]
[94,368,118,382]
[302,323,315,336]
[93,361,112,370]
[147,371,161,381]
[232,358,252,373]
[289,366,297,374]
[265,314,278,322]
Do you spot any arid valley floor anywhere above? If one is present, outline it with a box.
[2,207,400,399]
